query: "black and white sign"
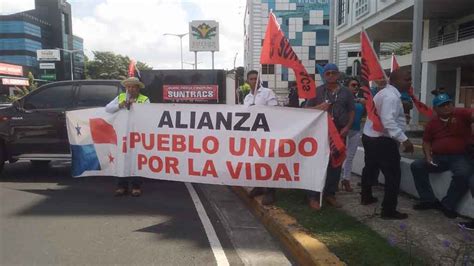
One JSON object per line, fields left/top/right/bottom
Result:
{"left": 39, "top": 63, "right": 56, "bottom": 69}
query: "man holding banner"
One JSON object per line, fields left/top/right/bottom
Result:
{"left": 106, "top": 77, "right": 150, "bottom": 197}
{"left": 305, "top": 64, "right": 355, "bottom": 210}
{"left": 244, "top": 70, "right": 279, "bottom": 205}
{"left": 243, "top": 70, "right": 278, "bottom": 107}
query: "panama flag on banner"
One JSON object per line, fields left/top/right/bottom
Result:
{"left": 67, "top": 109, "right": 122, "bottom": 177}
{"left": 391, "top": 53, "right": 433, "bottom": 118}
{"left": 260, "top": 11, "right": 316, "bottom": 99}
{"left": 360, "top": 29, "right": 385, "bottom": 132}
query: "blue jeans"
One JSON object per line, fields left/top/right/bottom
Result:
{"left": 410, "top": 154, "right": 473, "bottom": 211}
{"left": 307, "top": 163, "right": 342, "bottom": 200}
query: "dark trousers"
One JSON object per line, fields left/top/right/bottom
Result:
{"left": 411, "top": 154, "right": 473, "bottom": 211}
{"left": 307, "top": 163, "right": 342, "bottom": 200}
{"left": 361, "top": 135, "right": 401, "bottom": 213}
{"left": 117, "top": 177, "right": 142, "bottom": 189}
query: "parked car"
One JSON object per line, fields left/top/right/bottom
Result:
{"left": 0, "top": 80, "right": 122, "bottom": 173}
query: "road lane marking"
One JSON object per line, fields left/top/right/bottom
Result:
{"left": 185, "top": 183, "right": 230, "bottom": 266}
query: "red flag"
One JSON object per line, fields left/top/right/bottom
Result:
{"left": 327, "top": 116, "right": 346, "bottom": 167}
{"left": 128, "top": 59, "right": 136, "bottom": 77}
{"left": 391, "top": 53, "right": 399, "bottom": 73}
{"left": 360, "top": 30, "right": 384, "bottom": 132}
{"left": 360, "top": 30, "right": 387, "bottom": 81}
{"left": 391, "top": 54, "right": 433, "bottom": 118}
{"left": 260, "top": 12, "right": 316, "bottom": 99}
{"left": 408, "top": 87, "right": 434, "bottom": 118}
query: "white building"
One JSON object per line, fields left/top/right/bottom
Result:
{"left": 334, "top": 0, "right": 473, "bottom": 112}
{"left": 244, "top": 0, "right": 331, "bottom": 104}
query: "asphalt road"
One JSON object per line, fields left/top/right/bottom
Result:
{"left": 0, "top": 161, "right": 292, "bottom": 266}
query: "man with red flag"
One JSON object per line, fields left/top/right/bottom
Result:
{"left": 304, "top": 64, "right": 355, "bottom": 210}
{"left": 361, "top": 69, "right": 414, "bottom": 219}
{"left": 391, "top": 53, "right": 433, "bottom": 119}
{"left": 245, "top": 70, "right": 279, "bottom": 205}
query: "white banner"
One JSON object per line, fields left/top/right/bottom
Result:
{"left": 189, "top": 20, "right": 219, "bottom": 51}
{"left": 66, "top": 104, "right": 329, "bottom": 191}
{"left": 37, "top": 49, "right": 60, "bottom": 61}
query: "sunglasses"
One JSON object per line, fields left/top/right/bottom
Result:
{"left": 349, "top": 83, "right": 359, "bottom": 87}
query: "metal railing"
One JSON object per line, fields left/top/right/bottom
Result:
{"left": 429, "top": 24, "right": 474, "bottom": 48}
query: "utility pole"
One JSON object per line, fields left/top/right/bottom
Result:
{"left": 163, "top": 33, "right": 188, "bottom": 69}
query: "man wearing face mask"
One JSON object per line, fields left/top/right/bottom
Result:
{"left": 410, "top": 93, "right": 473, "bottom": 219}
{"left": 106, "top": 77, "right": 150, "bottom": 197}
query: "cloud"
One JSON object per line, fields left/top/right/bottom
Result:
{"left": 72, "top": 0, "right": 245, "bottom": 70}
{"left": 0, "top": 0, "right": 34, "bottom": 15}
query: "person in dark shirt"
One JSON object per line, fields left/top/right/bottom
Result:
{"left": 411, "top": 93, "right": 474, "bottom": 218}
{"left": 305, "top": 64, "right": 355, "bottom": 210}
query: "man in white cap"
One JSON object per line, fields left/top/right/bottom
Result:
{"left": 106, "top": 77, "right": 149, "bottom": 197}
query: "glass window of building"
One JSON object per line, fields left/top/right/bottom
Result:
{"left": 262, "top": 64, "right": 275, "bottom": 74}
{"left": 355, "top": 0, "right": 369, "bottom": 19}
{"left": 337, "top": 0, "right": 347, "bottom": 26}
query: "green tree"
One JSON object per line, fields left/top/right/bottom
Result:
{"left": 27, "top": 72, "right": 37, "bottom": 91}
{"left": 7, "top": 72, "right": 37, "bottom": 102}
{"left": 85, "top": 51, "right": 152, "bottom": 79}
{"left": 393, "top": 43, "right": 413, "bottom": 56}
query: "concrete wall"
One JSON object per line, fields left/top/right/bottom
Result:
{"left": 352, "top": 147, "right": 474, "bottom": 218}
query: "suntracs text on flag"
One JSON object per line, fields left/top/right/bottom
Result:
{"left": 260, "top": 12, "right": 316, "bottom": 99}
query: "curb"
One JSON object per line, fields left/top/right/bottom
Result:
{"left": 231, "top": 187, "right": 344, "bottom": 266}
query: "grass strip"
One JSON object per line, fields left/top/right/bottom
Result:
{"left": 275, "top": 189, "right": 425, "bottom": 266}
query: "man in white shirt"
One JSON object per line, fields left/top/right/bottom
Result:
{"left": 243, "top": 70, "right": 278, "bottom": 107}
{"left": 360, "top": 69, "right": 414, "bottom": 220}
{"left": 244, "top": 70, "right": 278, "bottom": 205}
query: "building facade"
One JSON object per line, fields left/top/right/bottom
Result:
{"left": 0, "top": 0, "right": 84, "bottom": 81}
{"left": 334, "top": 0, "right": 473, "bottom": 111}
{"left": 244, "top": 0, "right": 330, "bottom": 104}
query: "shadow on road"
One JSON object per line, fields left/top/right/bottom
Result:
{"left": 0, "top": 161, "right": 211, "bottom": 248}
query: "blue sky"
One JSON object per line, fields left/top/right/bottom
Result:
{"left": 1, "top": 0, "right": 245, "bottom": 69}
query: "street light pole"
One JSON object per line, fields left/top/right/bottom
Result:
{"left": 163, "top": 33, "right": 188, "bottom": 70}
{"left": 233, "top": 52, "right": 238, "bottom": 70}
{"left": 56, "top": 48, "right": 82, "bottom": 80}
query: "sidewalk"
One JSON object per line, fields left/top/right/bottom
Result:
{"left": 234, "top": 176, "right": 474, "bottom": 265}
{"left": 337, "top": 176, "right": 473, "bottom": 265}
